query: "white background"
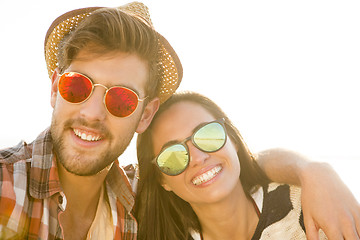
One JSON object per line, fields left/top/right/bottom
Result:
{"left": 0, "top": 1, "right": 359, "bottom": 200}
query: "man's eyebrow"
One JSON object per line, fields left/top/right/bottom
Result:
{"left": 121, "top": 84, "right": 141, "bottom": 96}
{"left": 112, "top": 83, "right": 141, "bottom": 96}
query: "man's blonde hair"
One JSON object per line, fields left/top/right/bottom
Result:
{"left": 58, "top": 8, "right": 160, "bottom": 100}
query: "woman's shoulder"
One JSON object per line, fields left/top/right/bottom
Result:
{"left": 251, "top": 183, "right": 301, "bottom": 213}
{"left": 252, "top": 183, "right": 305, "bottom": 239}
{"left": 264, "top": 183, "right": 302, "bottom": 210}
{"left": 252, "top": 183, "right": 326, "bottom": 240}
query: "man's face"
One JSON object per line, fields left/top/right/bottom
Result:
{"left": 50, "top": 50, "right": 158, "bottom": 176}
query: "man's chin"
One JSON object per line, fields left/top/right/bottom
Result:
{"left": 60, "top": 161, "right": 109, "bottom": 176}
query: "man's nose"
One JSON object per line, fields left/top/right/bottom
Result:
{"left": 79, "top": 86, "right": 107, "bottom": 121}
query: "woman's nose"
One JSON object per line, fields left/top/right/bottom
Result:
{"left": 187, "top": 142, "right": 209, "bottom": 168}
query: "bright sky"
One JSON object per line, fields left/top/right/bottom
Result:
{"left": 0, "top": 1, "right": 359, "bottom": 200}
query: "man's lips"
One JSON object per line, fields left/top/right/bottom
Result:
{"left": 191, "top": 165, "right": 222, "bottom": 186}
{"left": 73, "top": 128, "right": 103, "bottom": 142}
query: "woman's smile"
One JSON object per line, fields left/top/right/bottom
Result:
{"left": 191, "top": 165, "right": 223, "bottom": 186}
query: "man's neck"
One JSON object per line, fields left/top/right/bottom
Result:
{"left": 57, "top": 161, "right": 109, "bottom": 209}
{"left": 57, "top": 161, "right": 110, "bottom": 240}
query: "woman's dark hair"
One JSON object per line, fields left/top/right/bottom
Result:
{"left": 135, "top": 92, "right": 270, "bottom": 240}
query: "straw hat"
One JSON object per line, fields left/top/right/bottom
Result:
{"left": 44, "top": 2, "right": 183, "bottom": 104}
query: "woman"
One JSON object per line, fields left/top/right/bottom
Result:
{"left": 134, "top": 92, "right": 350, "bottom": 239}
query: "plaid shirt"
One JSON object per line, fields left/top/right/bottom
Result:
{"left": 0, "top": 129, "right": 137, "bottom": 239}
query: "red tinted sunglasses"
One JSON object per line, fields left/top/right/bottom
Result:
{"left": 58, "top": 72, "right": 147, "bottom": 118}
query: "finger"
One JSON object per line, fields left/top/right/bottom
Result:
{"left": 311, "top": 218, "right": 343, "bottom": 240}
{"left": 341, "top": 225, "right": 359, "bottom": 240}
{"left": 340, "top": 210, "right": 360, "bottom": 240}
{"left": 304, "top": 217, "right": 320, "bottom": 240}
{"left": 355, "top": 208, "right": 360, "bottom": 238}
{"left": 323, "top": 228, "right": 344, "bottom": 240}
{"left": 325, "top": 228, "right": 349, "bottom": 240}
{"left": 344, "top": 211, "right": 360, "bottom": 240}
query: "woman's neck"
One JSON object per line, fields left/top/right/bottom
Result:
{"left": 191, "top": 182, "right": 259, "bottom": 240}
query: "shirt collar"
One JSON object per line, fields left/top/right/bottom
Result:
{"left": 106, "top": 161, "right": 135, "bottom": 214}
{"left": 29, "top": 128, "right": 62, "bottom": 199}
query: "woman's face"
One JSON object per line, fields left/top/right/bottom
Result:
{"left": 151, "top": 101, "right": 242, "bottom": 206}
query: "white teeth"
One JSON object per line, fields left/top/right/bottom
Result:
{"left": 192, "top": 166, "right": 222, "bottom": 186}
{"left": 73, "top": 129, "right": 102, "bottom": 142}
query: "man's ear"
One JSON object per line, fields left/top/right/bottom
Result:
{"left": 50, "top": 68, "right": 60, "bottom": 108}
{"left": 136, "top": 97, "right": 160, "bottom": 134}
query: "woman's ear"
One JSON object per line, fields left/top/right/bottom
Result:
{"left": 136, "top": 97, "right": 160, "bottom": 134}
{"left": 50, "top": 68, "right": 60, "bottom": 108}
{"left": 161, "top": 182, "right": 173, "bottom": 192}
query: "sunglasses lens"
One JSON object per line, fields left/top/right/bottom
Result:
{"left": 105, "top": 87, "right": 139, "bottom": 117}
{"left": 193, "top": 122, "right": 226, "bottom": 152}
{"left": 157, "top": 144, "right": 189, "bottom": 176}
{"left": 59, "top": 73, "right": 92, "bottom": 103}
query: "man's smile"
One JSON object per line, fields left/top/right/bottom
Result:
{"left": 73, "top": 128, "right": 103, "bottom": 142}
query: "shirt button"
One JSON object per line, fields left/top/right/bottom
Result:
{"left": 58, "top": 195, "right": 63, "bottom": 204}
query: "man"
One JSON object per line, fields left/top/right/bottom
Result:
{"left": 0, "top": 2, "right": 181, "bottom": 239}
{"left": 0, "top": 2, "right": 359, "bottom": 240}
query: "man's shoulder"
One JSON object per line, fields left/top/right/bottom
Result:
{"left": 0, "top": 129, "right": 51, "bottom": 166}
{"left": 0, "top": 141, "right": 34, "bottom": 164}
{"left": 0, "top": 142, "right": 34, "bottom": 239}
{"left": 0, "top": 141, "right": 34, "bottom": 189}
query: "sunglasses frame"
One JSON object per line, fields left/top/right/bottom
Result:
{"left": 58, "top": 72, "right": 147, "bottom": 118}
{"left": 154, "top": 118, "right": 227, "bottom": 176}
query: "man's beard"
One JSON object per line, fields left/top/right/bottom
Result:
{"left": 50, "top": 116, "right": 135, "bottom": 176}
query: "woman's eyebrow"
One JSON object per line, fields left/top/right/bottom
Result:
{"left": 159, "top": 140, "right": 183, "bottom": 151}
{"left": 159, "top": 121, "right": 210, "bottom": 150}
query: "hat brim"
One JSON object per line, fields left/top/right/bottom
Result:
{"left": 44, "top": 2, "right": 182, "bottom": 104}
